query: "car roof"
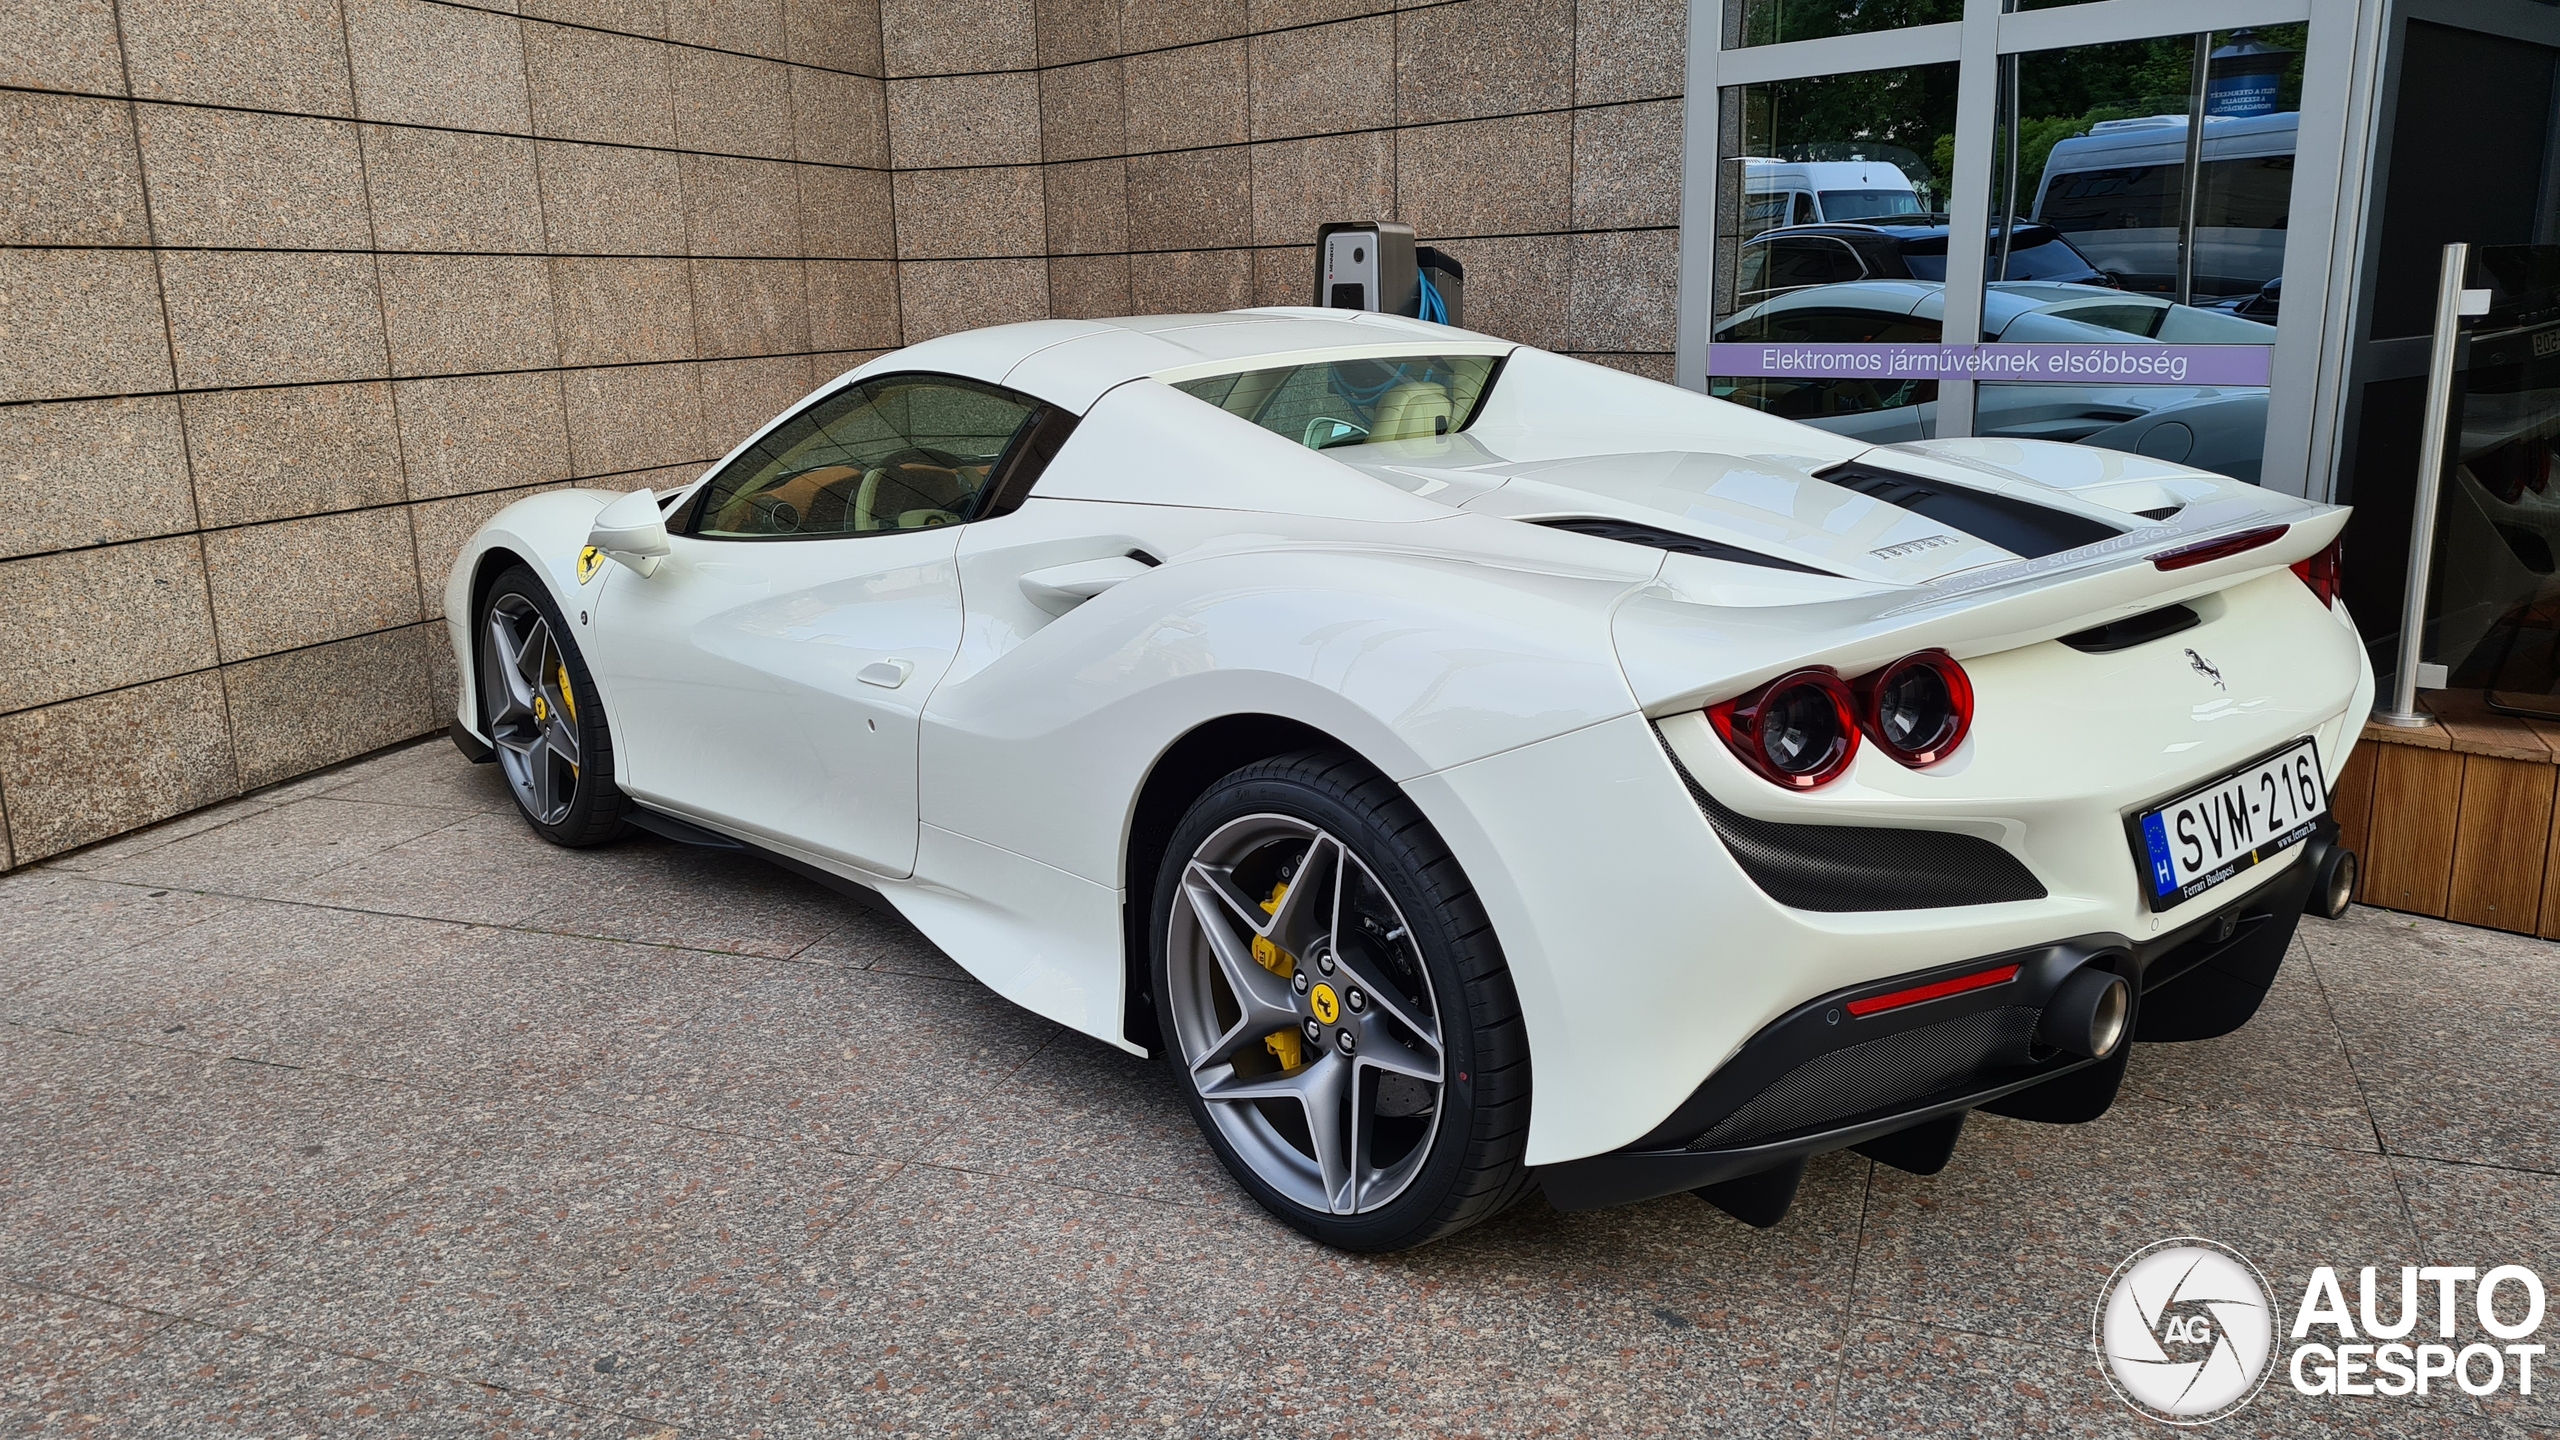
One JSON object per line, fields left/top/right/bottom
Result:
{"left": 1716, "top": 278, "right": 2131, "bottom": 331}
{"left": 1746, "top": 219, "right": 2062, "bottom": 246}
{"left": 853, "top": 309, "right": 1518, "bottom": 413}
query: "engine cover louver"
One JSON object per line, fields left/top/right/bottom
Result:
{"left": 1818, "top": 461, "right": 2124, "bottom": 560}
{"left": 1658, "top": 729, "right": 2049, "bottom": 911}
{"left": 1532, "top": 517, "right": 1837, "bottom": 575}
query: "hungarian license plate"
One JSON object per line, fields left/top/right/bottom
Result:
{"left": 2130, "top": 738, "right": 2327, "bottom": 911}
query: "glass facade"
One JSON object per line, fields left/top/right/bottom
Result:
{"left": 1708, "top": 63, "right": 1961, "bottom": 440}
{"left": 1695, "top": 7, "right": 2333, "bottom": 488}
{"left": 1971, "top": 27, "right": 2306, "bottom": 483}
{"left": 1725, "top": 0, "right": 1959, "bottom": 50}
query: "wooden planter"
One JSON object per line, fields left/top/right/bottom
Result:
{"left": 2332, "top": 690, "right": 2560, "bottom": 935}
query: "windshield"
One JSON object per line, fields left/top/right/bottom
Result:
{"left": 1818, "top": 188, "right": 1924, "bottom": 220}
{"left": 1172, "top": 354, "right": 1502, "bottom": 451}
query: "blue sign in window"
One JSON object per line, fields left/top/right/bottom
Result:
{"left": 2207, "top": 72, "right": 2282, "bottom": 118}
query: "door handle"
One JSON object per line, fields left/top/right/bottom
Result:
{"left": 857, "top": 659, "right": 913, "bottom": 689}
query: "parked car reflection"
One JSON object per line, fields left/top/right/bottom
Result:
{"left": 1712, "top": 279, "right": 2277, "bottom": 480}
{"left": 1733, "top": 219, "right": 2113, "bottom": 308}
{"left": 2032, "top": 111, "right": 2297, "bottom": 300}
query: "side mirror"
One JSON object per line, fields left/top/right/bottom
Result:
{"left": 587, "top": 488, "right": 671, "bottom": 577}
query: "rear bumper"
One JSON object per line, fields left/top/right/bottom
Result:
{"left": 1538, "top": 822, "right": 2325, "bottom": 1212}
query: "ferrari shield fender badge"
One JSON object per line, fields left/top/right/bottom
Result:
{"left": 577, "top": 546, "right": 604, "bottom": 584}
{"left": 2184, "top": 648, "right": 2226, "bottom": 690}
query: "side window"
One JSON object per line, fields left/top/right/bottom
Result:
{"left": 687, "top": 375, "right": 1042, "bottom": 540}
{"left": 1764, "top": 237, "right": 1864, "bottom": 291}
{"left": 1792, "top": 191, "right": 1820, "bottom": 225}
{"left": 1172, "top": 354, "right": 1501, "bottom": 452}
{"left": 1735, "top": 244, "right": 1771, "bottom": 298}
{"left": 2037, "top": 165, "right": 2180, "bottom": 232}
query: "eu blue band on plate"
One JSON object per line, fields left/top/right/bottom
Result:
{"left": 2141, "top": 813, "right": 2177, "bottom": 895}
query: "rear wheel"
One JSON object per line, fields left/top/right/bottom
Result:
{"left": 1152, "top": 749, "right": 1533, "bottom": 1251}
{"left": 479, "top": 565, "right": 627, "bottom": 846}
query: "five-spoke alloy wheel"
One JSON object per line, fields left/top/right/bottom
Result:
{"left": 478, "top": 566, "right": 627, "bottom": 846}
{"left": 1153, "top": 750, "right": 1532, "bottom": 1251}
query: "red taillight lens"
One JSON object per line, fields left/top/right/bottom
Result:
{"left": 1860, "top": 649, "right": 1974, "bottom": 766}
{"left": 2150, "top": 525, "right": 2288, "bottom": 571}
{"left": 1708, "top": 668, "right": 1859, "bottom": 789}
{"left": 2291, "top": 536, "right": 2343, "bottom": 608}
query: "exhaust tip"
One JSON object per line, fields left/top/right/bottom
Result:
{"left": 2040, "top": 967, "right": 2131, "bottom": 1059}
{"left": 2313, "top": 845, "right": 2359, "bottom": 921}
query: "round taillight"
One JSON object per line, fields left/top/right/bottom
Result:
{"left": 1864, "top": 650, "right": 1973, "bottom": 767}
{"left": 1708, "top": 669, "right": 1859, "bottom": 788}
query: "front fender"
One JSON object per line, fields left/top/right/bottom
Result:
{"left": 440, "top": 488, "right": 623, "bottom": 737}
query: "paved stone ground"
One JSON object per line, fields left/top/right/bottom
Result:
{"left": 3, "top": 739, "right": 2557, "bottom": 1437}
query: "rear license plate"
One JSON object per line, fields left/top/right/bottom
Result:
{"left": 2129, "top": 738, "right": 2326, "bottom": 911}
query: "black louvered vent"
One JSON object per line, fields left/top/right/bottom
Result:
{"left": 2059, "top": 603, "right": 2200, "bottom": 654}
{"left": 1819, "top": 461, "right": 2123, "bottom": 559}
{"left": 1689, "top": 1005, "right": 2043, "bottom": 1150}
{"left": 1660, "top": 731, "right": 2048, "bottom": 911}
{"left": 1531, "top": 517, "right": 1836, "bottom": 575}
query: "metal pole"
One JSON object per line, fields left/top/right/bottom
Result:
{"left": 2374, "top": 241, "right": 2472, "bottom": 728}
{"left": 2177, "top": 33, "right": 2208, "bottom": 309}
{"left": 1996, "top": 53, "right": 2019, "bottom": 282}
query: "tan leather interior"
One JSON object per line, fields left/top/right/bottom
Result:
{"left": 1367, "top": 382, "right": 1454, "bottom": 442}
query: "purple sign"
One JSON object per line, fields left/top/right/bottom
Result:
{"left": 1706, "top": 342, "right": 2273, "bottom": 388}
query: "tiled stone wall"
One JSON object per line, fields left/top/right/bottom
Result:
{"left": 1, "top": 0, "right": 1687, "bottom": 868}
{"left": 0, "top": 0, "right": 896, "bottom": 868}
{"left": 878, "top": 0, "right": 1685, "bottom": 372}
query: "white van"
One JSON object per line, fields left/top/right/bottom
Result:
{"left": 1740, "top": 159, "right": 1925, "bottom": 236}
{"left": 2030, "top": 112, "right": 2297, "bottom": 300}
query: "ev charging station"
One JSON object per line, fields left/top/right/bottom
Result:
{"left": 1315, "top": 221, "right": 1467, "bottom": 328}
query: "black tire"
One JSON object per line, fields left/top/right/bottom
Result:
{"left": 1150, "top": 748, "right": 1534, "bottom": 1251}
{"left": 477, "top": 564, "right": 629, "bottom": 847}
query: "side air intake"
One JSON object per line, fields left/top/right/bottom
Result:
{"left": 1658, "top": 729, "right": 2048, "bottom": 911}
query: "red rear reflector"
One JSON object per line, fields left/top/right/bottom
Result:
{"left": 1844, "top": 962, "right": 2021, "bottom": 1018}
{"left": 2150, "top": 525, "right": 2288, "bottom": 572}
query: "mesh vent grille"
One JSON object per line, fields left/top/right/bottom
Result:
{"left": 1660, "top": 735, "right": 2049, "bottom": 911}
{"left": 1691, "top": 1005, "right": 2043, "bottom": 1150}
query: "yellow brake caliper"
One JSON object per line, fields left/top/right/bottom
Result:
{"left": 1256, "top": 881, "right": 1303, "bottom": 1070}
{"left": 555, "top": 663, "right": 580, "bottom": 775}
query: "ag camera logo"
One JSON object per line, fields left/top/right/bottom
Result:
{"left": 2094, "top": 1238, "right": 2278, "bottom": 1424}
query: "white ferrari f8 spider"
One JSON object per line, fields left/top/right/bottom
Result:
{"left": 444, "top": 309, "right": 2372, "bottom": 1250}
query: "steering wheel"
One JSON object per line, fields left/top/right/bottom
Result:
{"left": 722, "top": 463, "right": 861, "bottom": 534}
{"left": 856, "top": 446, "right": 980, "bottom": 533}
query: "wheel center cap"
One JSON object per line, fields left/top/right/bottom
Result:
{"left": 1308, "top": 982, "right": 1340, "bottom": 1026}
{"left": 533, "top": 695, "right": 549, "bottom": 723}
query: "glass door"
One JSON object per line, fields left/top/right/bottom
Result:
{"left": 1970, "top": 25, "right": 2305, "bottom": 484}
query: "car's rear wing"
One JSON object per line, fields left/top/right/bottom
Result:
{"left": 1614, "top": 490, "right": 2348, "bottom": 716}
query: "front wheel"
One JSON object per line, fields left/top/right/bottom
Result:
{"left": 1152, "top": 750, "right": 1533, "bottom": 1251}
{"left": 478, "top": 565, "right": 628, "bottom": 846}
